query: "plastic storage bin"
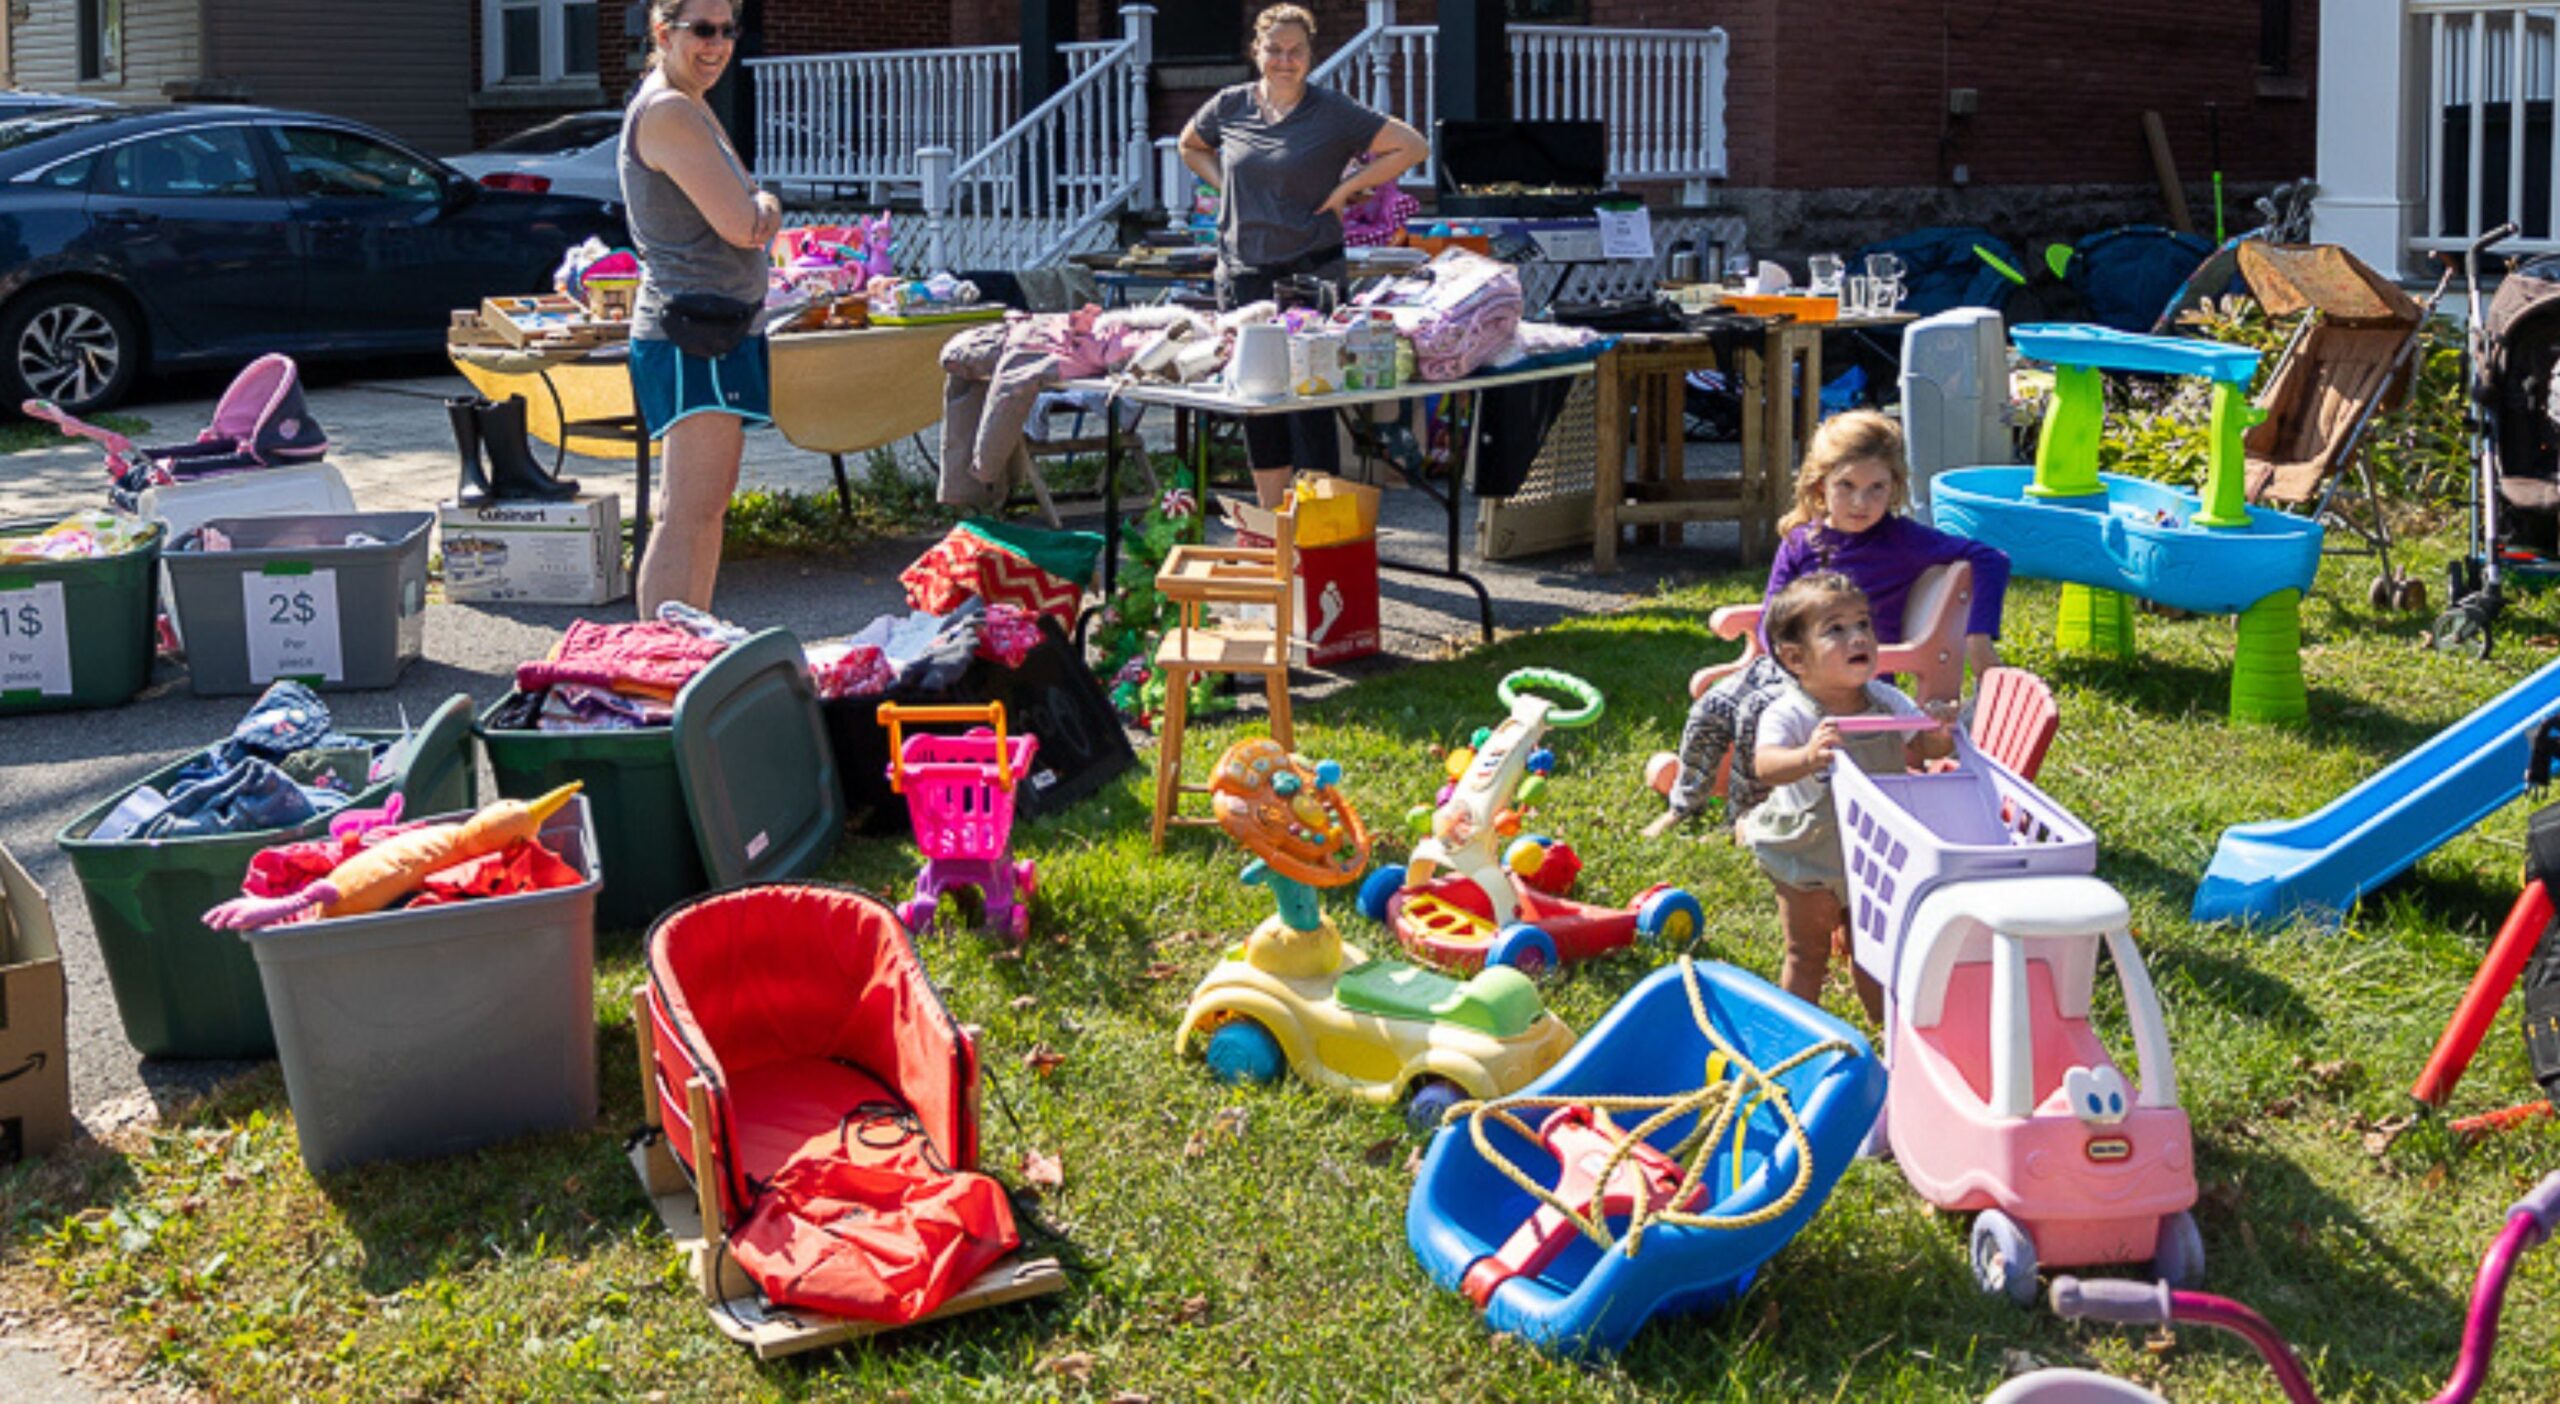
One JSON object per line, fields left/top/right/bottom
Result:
{"left": 163, "top": 511, "right": 432, "bottom": 697}
{"left": 477, "top": 703, "right": 706, "bottom": 932}
{"left": 0, "top": 518, "right": 162, "bottom": 715}
{"left": 53, "top": 695, "right": 477, "bottom": 1059}
{"left": 244, "top": 795, "right": 601, "bottom": 1173}
{"left": 1831, "top": 731, "right": 2095, "bottom": 996}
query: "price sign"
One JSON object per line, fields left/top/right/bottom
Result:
{"left": 0, "top": 578, "right": 73, "bottom": 698}
{"left": 1596, "top": 202, "right": 1654, "bottom": 261}
{"left": 240, "top": 564, "right": 343, "bottom": 684}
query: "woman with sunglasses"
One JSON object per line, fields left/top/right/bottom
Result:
{"left": 619, "top": 0, "right": 779, "bottom": 613}
{"left": 1180, "top": 4, "right": 1426, "bottom": 507}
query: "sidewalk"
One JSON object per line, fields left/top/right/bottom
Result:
{"left": 0, "top": 366, "right": 1738, "bottom": 1134}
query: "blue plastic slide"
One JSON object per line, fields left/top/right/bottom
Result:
{"left": 2193, "top": 656, "right": 2560, "bottom": 926}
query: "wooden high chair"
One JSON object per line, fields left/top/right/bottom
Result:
{"left": 1151, "top": 495, "right": 1298, "bottom": 849}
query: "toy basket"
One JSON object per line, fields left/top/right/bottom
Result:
{"left": 894, "top": 730, "right": 1037, "bottom": 862}
{"left": 1832, "top": 731, "right": 2095, "bottom": 992}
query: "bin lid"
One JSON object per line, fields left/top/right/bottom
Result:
{"left": 671, "top": 628, "right": 843, "bottom": 888}
{"left": 383, "top": 693, "right": 477, "bottom": 814}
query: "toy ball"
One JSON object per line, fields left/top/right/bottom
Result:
{"left": 1504, "top": 835, "right": 1552, "bottom": 877}
{"left": 1493, "top": 809, "right": 1523, "bottom": 838}
{"left": 1315, "top": 759, "right": 1343, "bottom": 790}
{"left": 1526, "top": 748, "right": 1556, "bottom": 776}
{"left": 1644, "top": 752, "right": 1681, "bottom": 797}
{"left": 1404, "top": 803, "right": 1436, "bottom": 836}
{"left": 1445, "top": 747, "right": 1475, "bottom": 780}
{"left": 1527, "top": 840, "right": 1582, "bottom": 896}
{"left": 1518, "top": 775, "right": 1548, "bottom": 806}
{"left": 1435, "top": 781, "right": 1457, "bottom": 806}
{"left": 1471, "top": 726, "right": 1494, "bottom": 749}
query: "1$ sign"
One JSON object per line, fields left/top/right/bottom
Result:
{"left": 0, "top": 579, "right": 73, "bottom": 697}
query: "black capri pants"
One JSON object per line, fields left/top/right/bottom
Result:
{"left": 1216, "top": 250, "right": 1346, "bottom": 475}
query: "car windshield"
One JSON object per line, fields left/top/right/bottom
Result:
{"left": 482, "top": 115, "right": 618, "bottom": 156}
{"left": 0, "top": 109, "right": 120, "bottom": 152}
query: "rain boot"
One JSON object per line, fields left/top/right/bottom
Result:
{"left": 476, "top": 394, "right": 581, "bottom": 501}
{"left": 447, "top": 396, "right": 494, "bottom": 507}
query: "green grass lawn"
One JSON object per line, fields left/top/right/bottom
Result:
{"left": 8, "top": 531, "right": 2560, "bottom": 1401}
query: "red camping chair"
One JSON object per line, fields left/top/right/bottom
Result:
{"left": 638, "top": 883, "right": 1047, "bottom": 1335}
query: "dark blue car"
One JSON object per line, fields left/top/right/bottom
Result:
{"left": 0, "top": 105, "right": 628, "bottom": 412}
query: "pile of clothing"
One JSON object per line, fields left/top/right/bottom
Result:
{"left": 486, "top": 604, "right": 743, "bottom": 734}
{"left": 1347, "top": 248, "right": 1525, "bottom": 382}
{"left": 938, "top": 304, "right": 1206, "bottom": 509}
{"left": 89, "top": 682, "right": 392, "bottom": 841}
{"left": 806, "top": 600, "right": 1047, "bottom": 703}
{"left": 1, "top": 510, "right": 154, "bottom": 561}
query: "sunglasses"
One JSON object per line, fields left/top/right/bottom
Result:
{"left": 673, "top": 20, "right": 738, "bottom": 41}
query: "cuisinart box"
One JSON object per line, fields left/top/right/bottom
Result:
{"left": 438, "top": 495, "right": 627, "bottom": 605}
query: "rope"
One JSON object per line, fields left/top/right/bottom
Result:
{"left": 1445, "top": 957, "right": 1860, "bottom": 1262}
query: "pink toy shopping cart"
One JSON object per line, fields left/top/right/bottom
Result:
{"left": 879, "top": 701, "right": 1040, "bottom": 940}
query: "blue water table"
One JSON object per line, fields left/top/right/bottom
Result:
{"left": 1931, "top": 324, "right": 2324, "bottom": 723}
{"left": 1405, "top": 958, "right": 1884, "bottom": 1356}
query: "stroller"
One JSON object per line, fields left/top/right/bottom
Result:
{"left": 24, "top": 353, "right": 329, "bottom": 510}
{"left": 2435, "top": 222, "right": 2560, "bottom": 658}
{"left": 2233, "top": 240, "right": 2449, "bottom": 612}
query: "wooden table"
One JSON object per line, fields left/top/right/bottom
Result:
{"left": 1591, "top": 311, "right": 1915, "bottom": 571}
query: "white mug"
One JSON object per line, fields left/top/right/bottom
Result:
{"left": 1227, "top": 323, "right": 1293, "bottom": 401}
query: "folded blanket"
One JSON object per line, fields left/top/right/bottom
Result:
{"left": 516, "top": 619, "right": 729, "bottom": 700}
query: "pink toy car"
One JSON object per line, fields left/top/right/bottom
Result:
{"left": 1832, "top": 733, "right": 2200, "bottom": 1304}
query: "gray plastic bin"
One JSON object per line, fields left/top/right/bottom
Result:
{"left": 165, "top": 512, "right": 432, "bottom": 697}
{"left": 240, "top": 795, "right": 601, "bottom": 1173}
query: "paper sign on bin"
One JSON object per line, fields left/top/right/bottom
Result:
{"left": 241, "top": 564, "right": 343, "bottom": 684}
{"left": 0, "top": 579, "right": 72, "bottom": 698}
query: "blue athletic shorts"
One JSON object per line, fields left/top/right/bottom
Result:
{"left": 628, "top": 334, "right": 773, "bottom": 439}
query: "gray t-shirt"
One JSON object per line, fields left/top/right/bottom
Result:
{"left": 619, "top": 81, "right": 771, "bottom": 343}
{"left": 1191, "top": 82, "right": 1387, "bottom": 272}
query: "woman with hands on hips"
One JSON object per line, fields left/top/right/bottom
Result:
{"left": 1179, "top": 3, "right": 1427, "bottom": 508}
{"left": 621, "top": 0, "right": 782, "bottom": 614}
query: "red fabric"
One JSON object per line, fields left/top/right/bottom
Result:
{"left": 900, "top": 529, "right": 990, "bottom": 615}
{"left": 900, "top": 529, "right": 1083, "bottom": 630}
{"left": 239, "top": 826, "right": 578, "bottom": 911}
{"left": 729, "top": 1133, "right": 1019, "bottom": 1324}
{"left": 973, "top": 550, "right": 1079, "bottom": 630}
{"left": 647, "top": 885, "right": 977, "bottom": 1227}
{"left": 516, "top": 619, "right": 729, "bottom": 700}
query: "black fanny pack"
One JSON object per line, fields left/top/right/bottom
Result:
{"left": 660, "top": 291, "right": 759, "bottom": 359}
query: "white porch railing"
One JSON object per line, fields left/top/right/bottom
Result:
{"left": 2411, "top": 1, "right": 2560, "bottom": 255}
{"left": 915, "top": 6, "right": 1154, "bottom": 274}
{"left": 747, "top": 39, "right": 1120, "bottom": 200}
{"left": 1311, "top": 0, "right": 1726, "bottom": 202}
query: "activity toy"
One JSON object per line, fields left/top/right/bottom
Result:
{"left": 878, "top": 702, "right": 1038, "bottom": 939}
{"left": 1406, "top": 958, "right": 1884, "bottom": 1355}
{"left": 1364, "top": 669, "right": 1705, "bottom": 975}
{"left": 202, "top": 784, "right": 582, "bottom": 929}
{"left": 1177, "top": 739, "right": 1575, "bottom": 1130}
{"left": 1931, "top": 324, "right": 2323, "bottom": 723}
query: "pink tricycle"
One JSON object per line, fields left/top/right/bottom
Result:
{"left": 1833, "top": 734, "right": 2200, "bottom": 1305}
{"left": 878, "top": 701, "right": 1038, "bottom": 940}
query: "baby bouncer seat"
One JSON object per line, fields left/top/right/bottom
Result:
{"left": 633, "top": 882, "right": 1064, "bottom": 1355}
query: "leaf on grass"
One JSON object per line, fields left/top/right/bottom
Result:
{"left": 1362, "top": 1135, "right": 1401, "bottom": 1167}
{"left": 1011, "top": 994, "right": 1039, "bottom": 1012}
{"left": 1024, "top": 1043, "right": 1068, "bottom": 1077}
{"left": 1160, "top": 928, "right": 1211, "bottom": 946}
{"left": 1044, "top": 1352, "right": 1095, "bottom": 1382}
{"left": 2361, "top": 1113, "right": 2415, "bottom": 1156}
{"left": 2142, "top": 1327, "right": 2178, "bottom": 1355}
{"left": 1109, "top": 1394, "right": 1154, "bottom": 1404}
{"left": 2306, "top": 1058, "right": 2359, "bottom": 1089}
{"left": 1143, "top": 961, "right": 1186, "bottom": 982}
{"left": 1021, "top": 1150, "right": 1064, "bottom": 1190}
{"left": 1999, "top": 1348, "right": 2049, "bottom": 1376}
{"left": 1172, "top": 1295, "right": 1211, "bottom": 1326}
{"left": 1404, "top": 1145, "right": 1425, "bottom": 1177}
{"left": 1185, "top": 1106, "right": 1248, "bottom": 1158}
{"left": 2263, "top": 1094, "right": 2301, "bottom": 1120}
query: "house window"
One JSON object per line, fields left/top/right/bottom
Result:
{"left": 77, "top": 0, "right": 122, "bottom": 83}
{"left": 483, "top": 0, "right": 600, "bottom": 86}
{"left": 2260, "top": 0, "right": 2293, "bottom": 76}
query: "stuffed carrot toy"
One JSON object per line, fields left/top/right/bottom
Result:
{"left": 204, "top": 783, "right": 582, "bottom": 930}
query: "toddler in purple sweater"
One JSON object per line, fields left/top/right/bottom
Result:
{"left": 1649, "top": 410, "right": 2010, "bottom": 833}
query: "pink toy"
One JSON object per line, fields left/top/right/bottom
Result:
{"left": 879, "top": 701, "right": 1039, "bottom": 940}
{"left": 1832, "top": 734, "right": 2200, "bottom": 1305}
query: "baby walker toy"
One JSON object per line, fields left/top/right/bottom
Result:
{"left": 878, "top": 702, "right": 1038, "bottom": 939}
{"left": 1831, "top": 732, "right": 2202, "bottom": 1305}
{"left": 1406, "top": 957, "right": 1885, "bottom": 1356}
{"left": 1361, "top": 668, "right": 1705, "bottom": 976}
{"left": 1991, "top": 1171, "right": 2560, "bottom": 1403}
{"left": 1177, "top": 738, "right": 1577, "bottom": 1131}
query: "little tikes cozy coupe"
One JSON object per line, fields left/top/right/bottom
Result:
{"left": 632, "top": 883, "right": 1063, "bottom": 1355}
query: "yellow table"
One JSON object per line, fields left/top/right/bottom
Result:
{"left": 450, "top": 321, "right": 971, "bottom": 554}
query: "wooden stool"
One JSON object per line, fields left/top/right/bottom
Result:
{"left": 1150, "top": 497, "right": 1298, "bottom": 849}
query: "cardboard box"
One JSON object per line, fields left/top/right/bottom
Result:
{"left": 438, "top": 495, "right": 628, "bottom": 606}
{"left": 1224, "top": 476, "right": 1383, "bottom": 666}
{"left": 0, "top": 841, "right": 72, "bottom": 1165}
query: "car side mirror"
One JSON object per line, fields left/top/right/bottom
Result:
{"left": 441, "top": 172, "right": 481, "bottom": 207}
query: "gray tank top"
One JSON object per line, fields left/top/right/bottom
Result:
{"left": 618, "top": 79, "right": 770, "bottom": 342}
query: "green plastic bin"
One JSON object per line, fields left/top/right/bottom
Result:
{"left": 0, "top": 519, "right": 162, "bottom": 715}
{"left": 54, "top": 694, "right": 478, "bottom": 1059}
{"left": 477, "top": 698, "right": 706, "bottom": 932}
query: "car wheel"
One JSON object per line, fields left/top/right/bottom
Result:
{"left": 1203, "top": 1019, "right": 1285, "bottom": 1086}
{"left": 1405, "top": 1077, "right": 1465, "bottom": 1134}
{"left": 1970, "top": 1210, "right": 2040, "bottom": 1307}
{"left": 1487, "top": 923, "right": 1559, "bottom": 980}
{"left": 2151, "top": 1210, "right": 2206, "bottom": 1289}
{"left": 1357, "top": 864, "right": 1407, "bottom": 924}
{"left": 1636, "top": 887, "right": 1706, "bottom": 948}
{"left": 2, "top": 283, "right": 140, "bottom": 415}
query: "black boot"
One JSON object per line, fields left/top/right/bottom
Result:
{"left": 477, "top": 395, "right": 581, "bottom": 501}
{"left": 447, "top": 396, "right": 493, "bottom": 507}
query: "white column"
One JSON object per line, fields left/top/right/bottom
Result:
{"left": 2311, "top": 0, "right": 2422, "bottom": 276}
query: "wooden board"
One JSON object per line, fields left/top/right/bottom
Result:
{"left": 483, "top": 293, "right": 596, "bottom": 348}
{"left": 624, "top": 1134, "right": 1066, "bottom": 1360}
